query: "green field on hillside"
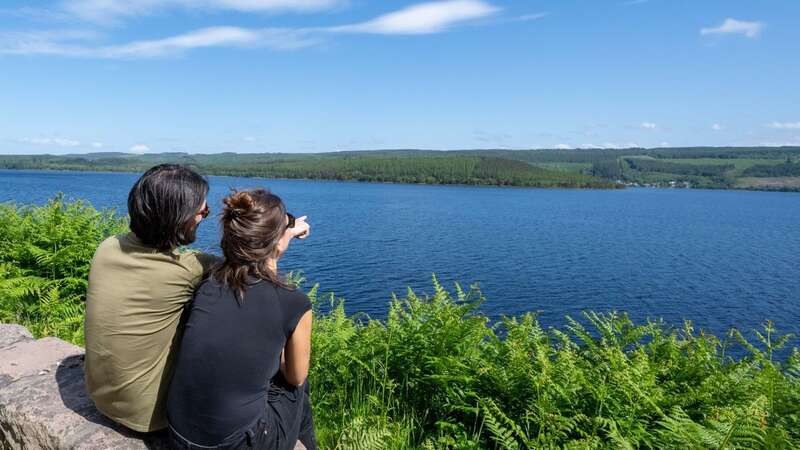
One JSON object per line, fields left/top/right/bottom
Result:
{"left": 2, "top": 146, "right": 800, "bottom": 191}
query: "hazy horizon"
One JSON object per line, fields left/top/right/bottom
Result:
{"left": 5, "top": 144, "right": 800, "bottom": 158}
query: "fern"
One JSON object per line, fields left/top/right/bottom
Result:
{"left": 336, "top": 417, "right": 392, "bottom": 450}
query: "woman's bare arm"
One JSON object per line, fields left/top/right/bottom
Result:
{"left": 281, "top": 310, "right": 313, "bottom": 387}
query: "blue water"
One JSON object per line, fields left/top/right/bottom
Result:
{"left": 2, "top": 169, "right": 799, "bottom": 346}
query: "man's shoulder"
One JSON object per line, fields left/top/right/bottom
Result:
{"left": 176, "top": 249, "right": 220, "bottom": 276}
{"left": 91, "top": 233, "right": 126, "bottom": 260}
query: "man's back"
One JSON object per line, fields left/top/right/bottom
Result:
{"left": 84, "top": 232, "right": 216, "bottom": 432}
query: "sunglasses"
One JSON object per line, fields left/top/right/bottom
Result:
{"left": 199, "top": 203, "right": 210, "bottom": 219}
{"left": 287, "top": 212, "right": 296, "bottom": 228}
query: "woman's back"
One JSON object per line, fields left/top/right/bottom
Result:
{"left": 166, "top": 277, "right": 311, "bottom": 445}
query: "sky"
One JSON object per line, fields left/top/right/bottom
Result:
{"left": 0, "top": 0, "right": 799, "bottom": 155}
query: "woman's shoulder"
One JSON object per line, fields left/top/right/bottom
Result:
{"left": 274, "top": 284, "right": 309, "bottom": 303}
{"left": 272, "top": 285, "right": 311, "bottom": 335}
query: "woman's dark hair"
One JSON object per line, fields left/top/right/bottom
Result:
{"left": 127, "top": 164, "right": 209, "bottom": 251}
{"left": 213, "top": 188, "right": 292, "bottom": 299}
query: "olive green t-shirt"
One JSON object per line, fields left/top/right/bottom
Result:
{"left": 84, "top": 232, "right": 217, "bottom": 432}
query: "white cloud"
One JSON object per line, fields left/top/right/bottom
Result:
{"left": 63, "top": 0, "right": 346, "bottom": 24}
{"left": 105, "top": 26, "right": 318, "bottom": 57}
{"left": 701, "top": 18, "right": 763, "bottom": 39}
{"left": 129, "top": 144, "right": 150, "bottom": 153}
{"left": 640, "top": 122, "right": 657, "bottom": 130}
{"left": 659, "top": 141, "right": 670, "bottom": 147}
{"left": 0, "top": 26, "right": 319, "bottom": 57}
{"left": 332, "top": 0, "right": 500, "bottom": 35}
{"left": 767, "top": 122, "right": 800, "bottom": 130}
{"left": 622, "top": 0, "right": 648, "bottom": 5}
{"left": 19, "top": 137, "right": 81, "bottom": 147}
{"left": 243, "top": 136, "right": 256, "bottom": 142}
{"left": 0, "top": 1, "right": 502, "bottom": 58}
{"left": 90, "top": 141, "right": 104, "bottom": 148}
{"left": 712, "top": 123, "right": 723, "bottom": 131}
{"left": 555, "top": 144, "right": 571, "bottom": 150}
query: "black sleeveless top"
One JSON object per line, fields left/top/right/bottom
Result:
{"left": 166, "top": 277, "right": 312, "bottom": 445}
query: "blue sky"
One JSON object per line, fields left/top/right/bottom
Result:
{"left": 1, "top": 0, "right": 798, "bottom": 154}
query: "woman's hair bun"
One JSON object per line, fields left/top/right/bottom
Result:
{"left": 223, "top": 190, "right": 254, "bottom": 219}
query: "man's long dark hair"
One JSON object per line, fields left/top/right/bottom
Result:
{"left": 127, "top": 164, "right": 208, "bottom": 251}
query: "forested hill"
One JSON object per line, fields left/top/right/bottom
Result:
{"left": 2, "top": 146, "right": 800, "bottom": 190}
{"left": 0, "top": 152, "right": 617, "bottom": 189}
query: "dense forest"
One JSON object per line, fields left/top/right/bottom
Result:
{"left": 2, "top": 146, "right": 800, "bottom": 191}
{"left": 742, "top": 160, "right": 800, "bottom": 177}
{"left": 0, "top": 153, "right": 617, "bottom": 188}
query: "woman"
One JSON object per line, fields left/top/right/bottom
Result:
{"left": 166, "top": 188, "right": 316, "bottom": 450}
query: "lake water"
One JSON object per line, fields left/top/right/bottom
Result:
{"left": 2, "top": 169, "right": 799, "bottom": 346}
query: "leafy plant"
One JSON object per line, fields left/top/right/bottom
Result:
{"left": 0, "top": 195, "right": 127, "bottom": 343}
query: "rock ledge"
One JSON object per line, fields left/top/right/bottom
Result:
{"left": 0, "top": 324, "right": 304, "bottom": 449}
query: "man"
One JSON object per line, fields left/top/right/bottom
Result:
{"left": 84, "top": 164, "right": 217, "bottom": 432}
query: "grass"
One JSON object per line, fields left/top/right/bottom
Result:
{"left": 736, "top": 177, "right": 800, "bottom": 191}
{"left": 529, "top": 162, "right": 593, "bottom": 173}
{"left": 1, "top": 197, "right": 799, "bottom": 449}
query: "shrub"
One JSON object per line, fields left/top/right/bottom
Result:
{"left": 0, "top": 195, "right": 127, "bottom": 343}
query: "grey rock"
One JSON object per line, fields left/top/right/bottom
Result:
{"left": 0, "top": 324, "right": 33, "bottom": 350}
{"left": 0, "top": 324, "right": 307, "bottom": 450}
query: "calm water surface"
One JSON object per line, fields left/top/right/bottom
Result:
{"left": 2, "top": 169, "right": 799, "bottom": 344}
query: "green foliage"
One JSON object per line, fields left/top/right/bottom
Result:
{"left": 0, "top": 195, "right": 127, "bottom": 343}
{"left": 742, "top": 161, "right": 800, "bottom": 177}
{"left": 307, "top": 279, "right": 800, "bottom": 449}
{"left": 624, "top": 157, "right": 735, "bottom": 177}
{"left": 0, "top": 153, "right": 617, "bottom": 189}
{"left": 4, "top": 146, "right": 800, "bottom": 190}
{"left": 2, "top": 197, "right": 799, "bottom": 449}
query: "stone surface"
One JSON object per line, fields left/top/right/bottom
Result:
{"left": 0, "top": 337, "right": 82, "bottom": 381}
{"left": 0, "top": 324, "right": 32, "bottom": 349}
{"left": 0, "top": 324, "right": 306, "bottom": 450}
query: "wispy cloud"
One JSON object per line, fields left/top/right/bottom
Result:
{"left": 640, "top": 122, "right": 657, "bottom": 130}
{"left": 0, "top": 0, "right": 501, "bottom": 57}
{"left": 622, "top": 0, "right": 648, "bottom": 6}
{"left": 0, "top": 26, "right": 319, "bottom": 57}
{"left": 712, "top": 123, "right": 723, "bottom": 131}
{"left": 514, "top": 12, "right": 548, "bottom": 22}
{"left": 768, "top": 122, "right": 800, "bottom": 130}
{"left": 701, "top": 18, "right": 763, "bottom": 39}
{"left": 555, "top": 144, "right": 572, "bottom": 150}
{"left": 106, "top": 26, "right": 318, "bottom": 57}
{"left": 331, "top": 0, "right": 499, "bottom": 35}
{"left": 130, "top": 144, "right": 150, "bottom": 153}
{"left": 91, "top": 141, "right": 104, "bottom": 148}
{"left": 19, "top": 136, "right": 81, "bottom": 147}
{"left": 577, "top": 143, "right": 639, "bottom": 150}
{"left": 63, "top": 0, "right": 347, "bottom": 24}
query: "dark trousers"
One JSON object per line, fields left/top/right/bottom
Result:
{"left": 168, "top": 376, "right": 317, "bottom": 450}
